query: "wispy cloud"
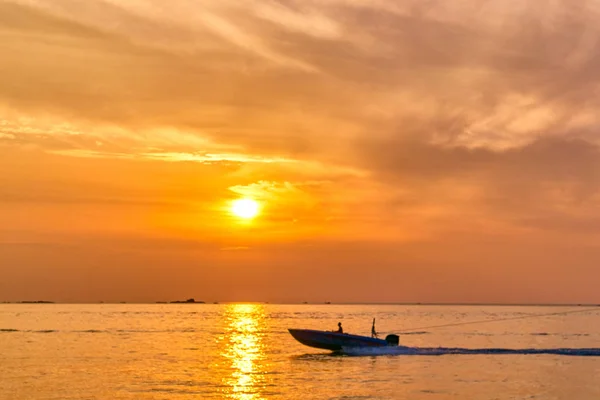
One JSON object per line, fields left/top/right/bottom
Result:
{"left": 141, "top": 151, "right": 296, "bottom": 164}
{"left": 220, "top": 246, "right": 250, "bottom": 251}
{"left": 0, "top": 132, "right": 16, "bottom": 140}
{"left": 48, "top": 149, "right": 297, "bottom": 165}
{"left": 198, "top": 11, "right": 319, "bottom": 72}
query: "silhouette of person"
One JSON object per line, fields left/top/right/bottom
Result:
{"left": 371, "top": 318, "right": 377, "bottom": 338}
{"left": 336, "top": 322, "right": 343, "bottom": 333}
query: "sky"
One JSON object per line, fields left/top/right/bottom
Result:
{"left": 1, "top": 0, "right": 600, "bottom": 303}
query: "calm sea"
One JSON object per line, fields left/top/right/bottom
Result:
{"left": 1, "top": 304, "right": 599, "bottom": 399}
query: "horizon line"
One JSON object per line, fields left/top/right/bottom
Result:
{"left": 3, "top": 301, "right": 600, "bottom": 307}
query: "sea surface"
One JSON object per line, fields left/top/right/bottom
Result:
{"left": 1, "top": 304, "right": 600, "bottom": 400}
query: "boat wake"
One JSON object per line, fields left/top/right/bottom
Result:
{"left": 341, "top": 346, "right": 600, "bottom": 357}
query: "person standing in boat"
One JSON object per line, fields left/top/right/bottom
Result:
{"left": 371, "top": 318, "right": 378, "bottom": 338}
{"left": 336, "top": 322, "right": 343, "bottom": 333}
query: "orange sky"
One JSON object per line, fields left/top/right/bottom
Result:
{"left": 1, "top": 0, "right": 600, "bottom": 303}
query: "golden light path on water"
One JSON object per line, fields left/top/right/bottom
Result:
{"left": 219, "top": 304, "right": 271, "bottom": 400}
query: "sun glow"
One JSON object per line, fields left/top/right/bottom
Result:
{"left": 231, "top": 199, "right": 260, "bottom": 219}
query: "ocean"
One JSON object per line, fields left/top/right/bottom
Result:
{"left": 1, "top": 304, "right": 599, "bottom": 399}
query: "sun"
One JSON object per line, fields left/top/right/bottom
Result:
{"left": 231, "top": 199, "right": 260, "bottom": 219}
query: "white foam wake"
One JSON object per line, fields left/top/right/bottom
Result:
{"left": 341, "top": 346, "right": 600, "bottom": 357}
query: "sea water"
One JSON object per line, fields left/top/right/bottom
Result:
{"left": 1, "top": 304, "right": 599, "bottom": 399}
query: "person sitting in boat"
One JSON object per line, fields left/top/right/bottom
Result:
{"left": 335, "top": 322, "right": 343, "bottom": 334}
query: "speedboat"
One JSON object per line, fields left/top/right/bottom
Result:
{"left": 288, "top": 329, "right": 400, "bottom": 351}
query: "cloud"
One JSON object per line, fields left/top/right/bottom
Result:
{"left": 220, "top": 246, "right": 250, "bottom": 251}
{"left": 198, "top": 11, "right": 319, "bottom": 72}
{"left": 252, "top": 1, "right": 341, "bottom": 40}
{"left": 354, "top": 134, "right": 600, "bottom": 239}
{"left": 229, "top": 180, "right": 303, "bottom": 199}
{"left": 49, "top": 149, "right": 297, "bottom": 165}
{"left": 2, "top": 0, "right": 599, "bottom": 161}
{"left": 0, "top": 132, "right": 16, "bottom": 140}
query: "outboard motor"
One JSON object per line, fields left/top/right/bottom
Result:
{"left": 385, "top": 334, "right": 399, "bottom": 346}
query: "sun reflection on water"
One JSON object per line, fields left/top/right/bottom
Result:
{"left": 220, "top": 304, "right": 270, "bottom": 400}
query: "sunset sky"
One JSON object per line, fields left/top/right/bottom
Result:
{"left": 1, "top": 0, "right": 600, "bottom": 303}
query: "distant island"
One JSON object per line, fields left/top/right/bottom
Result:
{"left": 19, "top": 300, "right": 54, "bottom": 304}
{"left": 168, "top": 298, "right": 205, "bottom": 304}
